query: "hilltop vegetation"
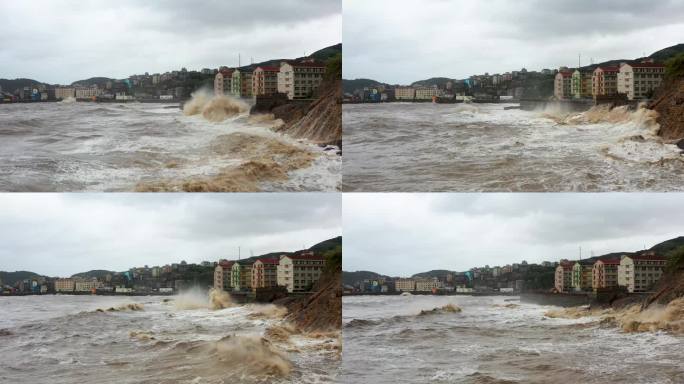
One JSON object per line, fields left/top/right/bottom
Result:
{"left": 0, "top": 271, "right": 45, "bottom": 286}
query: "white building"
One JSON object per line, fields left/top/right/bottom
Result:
{"left": 276, "top": 252, "right": 325, "bottom": 293}
{"left": 617, "top": 254, "right": 668, "bottom": 293}
{"left": 617, "top": 62, "right": 666, "bottom": 100}
{"left": 277, "top": 59, "right": 326, "bottom": 100}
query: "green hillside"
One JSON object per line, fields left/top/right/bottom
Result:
{"left": 342, "top": 270, "right": 390, "bottom": 286}
{"left": 0, "top": 271, "right": 45, "bottom": 286}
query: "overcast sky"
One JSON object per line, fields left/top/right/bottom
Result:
{"left": 0, "top": 194, "right": 341, "bottom": 277}
{"left": 343, "top": 194, "right": 684, "bottom": 277}
{"left": 0, "top": 0, "right": 341, "bottom": 84}
{"left": 343, "top": 0, "right": 684, "bottom": 84}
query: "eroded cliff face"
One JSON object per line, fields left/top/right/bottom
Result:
{"left": 284, "top": 268, "right": 342, "bottom": 333}
{"left": 642, "top": 268, "right": 684, "bottom": 309}
{"left": 650, "top": 77, "right": 684, "bottom": 141}
{"left": 278, "top": 78, "right": 342, "bottom": 147}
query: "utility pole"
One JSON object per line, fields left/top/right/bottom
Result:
{"left": 238, "top": 246, "right": 241, "bottom": 260}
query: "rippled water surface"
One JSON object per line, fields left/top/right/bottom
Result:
{"left": 342, "top": 295, "right": 684, "bottom": 384}
{"left": 343, "top": 103, "right": 683, "bottom": 191}
{"left": 0, "top": 295, "right": 339, "bottom": 384}
{"left": 0, "top": 102, "right": 340, "bottom": 191}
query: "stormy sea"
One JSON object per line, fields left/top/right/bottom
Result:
{"left": 342, "top": 103, "right": 683, "bottom": 192}
{"left": 0, "top": 292, "right": 340, "bottom": 384}
{"left": 342, "top": 295, "right": 684, "bottom": 384}
{"left": 0, "top": 97, "right": 340, "bottom": 192}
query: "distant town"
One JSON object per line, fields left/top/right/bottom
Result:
{"left": 344, "top": 237, "right": 682, "bottom": 297}
{"left": 1, "top": 237, "right": 340, "bottom": 299}
{"left": 0, "top": 44, "right": 339, "bottom": 104}
{"left": 343, "top": 44, "right": 681, "bottom": 104}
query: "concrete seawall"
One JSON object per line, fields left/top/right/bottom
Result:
{"left": 520, "top": 292, "right": 591, "bottom": 307}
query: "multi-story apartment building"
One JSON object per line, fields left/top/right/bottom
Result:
{"left": 276, "top": 252, "right": 325, "bottom": 293}
{"left": 252, "top": 66, "right": 280, "bottom": 97}
{"left": 395, "top": 87, "right": 416, "bottom": 101}
{"left": 277, "top": 59, "right": 326, "bottom": 100}
{"left": 592, "top": 258, "right": 620, "bottom": 291}
{"left": 414, "top": 87, "right": 439, "bottom": 100}
{"left": 231, "top": 260, "right": 253, "bottom": 291}
{"left": 55, "top": 278, "right": 75, "bottom": 292}
{"left": 214, "top": 69, "right": 234, "bottom": 97}
{"left": 571, "top": 69, "right": 593, "bottom": 99}
{"left": 74, "top": 280, "right": 103, "bottom": 292}
{"left": 231, "top": 69, "right": 254, "bottom": 98}
{"left": 554, "top": 70, "right": 574, "bottom": 100}
{"left": 617, "top": 62, "right": 666, "bottom": 100}
{"left": 554, "top": 261, "right": 574, "bottom": 293}
{"left": 251, "top": 258, "right": 279, "bottom": 291}
{"left": 618, "top": 254, "right": 668, "bottom": 293}
{"left": 55, "top": 87, "right": 75, "bottom": 100}
{"left": 571, "top": 260, "right": 593, "bottom": 292}
{"left": 592, "top": 66, "right": 619, "bottom": 98}
{"left": 213, "top": 260, "right": 234, "bottom": 291}
{"left": 415, "top": 278, "right": 442, "bottom": 292}
{"left": 75, "top": 87, "right": 102, "bottom": 99}
{"left": 395, "top": 278, "right": 416, "bottom": 292}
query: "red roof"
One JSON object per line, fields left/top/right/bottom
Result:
{"left": 598, "top": 258, "right": 621, "bottom": 265}
{"left": 218, "top": 260, "right": 234, "bottom": 268}
{"left": 621, "top": 62, "right": 665, "bottom": 68}
{"left": 219, "top": 69, "right": 234, "bottom": 76}
{"left": 285, "top": 60, "right": 325, "bottom": 68}
{"left": 596, "top": 66, "right": 619, "bottom": 73}
{"left": 256, "top": 258, "right": 279, "bottom": 265}
{"left": 559, "top": 71, "right": 573, "bottom": 78}
{"left": 630, "top": 255, "right": 668, "bottom": 261}
{"left": 256, "top": 66, "right": 280, "bottom": 72}
{"left": 285, "top": 254, "right": 325, "bottom": 261}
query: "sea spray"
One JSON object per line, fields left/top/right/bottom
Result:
{"left": 183, "top": 89, "right": 248, "bottom": 122}
{"left": 173, "top": 287, "right": 234, "bottom": 310}
{"left": 247, "top": 304, "right": 288, "bottom": 320}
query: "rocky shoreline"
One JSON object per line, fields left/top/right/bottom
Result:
{"left": 650, "top": 76, "right": 684, "bottom": 143}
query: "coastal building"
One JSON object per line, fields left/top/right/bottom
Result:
{"left": 395, "top": 278, "right": 416, "bottom": 292}
{"left": 252, "top": 66, "right": 280, "bottom": 96}
{"left": 571, "top": 260, "right": 593, "bottom": 292}
{"left": 571, "top": 69, "right": 593, "bottom": 99}
{"left": 592, "top": 259, "right": 620, "bottom": 291}
{"left": 394, "top": 87, "right": 416, "bottom": 100}
{"left": 231, "top": 260, "right": 254, "bottom": 292}
{"left": 617, "top": 62, "right": 666, "bottom": 100}
{"left": 592, "top": 66, "right": 619, "bottom": 98}
{"left": 75, "top": 87, "right": 102, "bottom": 99}
{"left": 554, "top": 261, "right": 574, "bottom": 293}
{"left": 74, "top": 280, "right": 103, "bottom": 292}
{"left": 231, "top": 69, "right": 254, "bottom": 98}
{"left": 214, "top": 69, "right": 234, "bottom": 97}
{"left": 55, "top": 87, "right": 75, "bottom": 100}
{"left": 277, "top": 59, "right": 326, "bottom": 100}
{"left": 554, "top": 70, "right": 574, "bottom": 100}
{"left": 415, "top": 278, "right": 442, "bottom": 292}
{"left": 276, "top": 251, "right": 325, "bottom": 293}
{"left": 618, "top": 254, "right": 668, "bottom": 293}
{"left": 251, "top": 258, "right": 279, "bottom": 291}
{"left": 213, "top": 260, "right": 234, "bottom": 291}
{"left": 55, "top": 278, "right": 75, "bottom": 292}
{"left": 414, "top": 87, "right": 439, "bottom": 100}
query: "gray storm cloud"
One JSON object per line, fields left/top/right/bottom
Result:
{"left": 0, "top": 194, "right": 341, "bottom": 277}
{"left": 343, "top": 0, "right": 684, "bottom": 84}
{"left": 0, "top": 0, "right": 341, "bottom": 84}
{"left": 343, "top": 194, "right": 684, "bottom": 277}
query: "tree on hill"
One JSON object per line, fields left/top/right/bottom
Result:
{"left": 665, "top": 53, "right": 684, "bottom": 79}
